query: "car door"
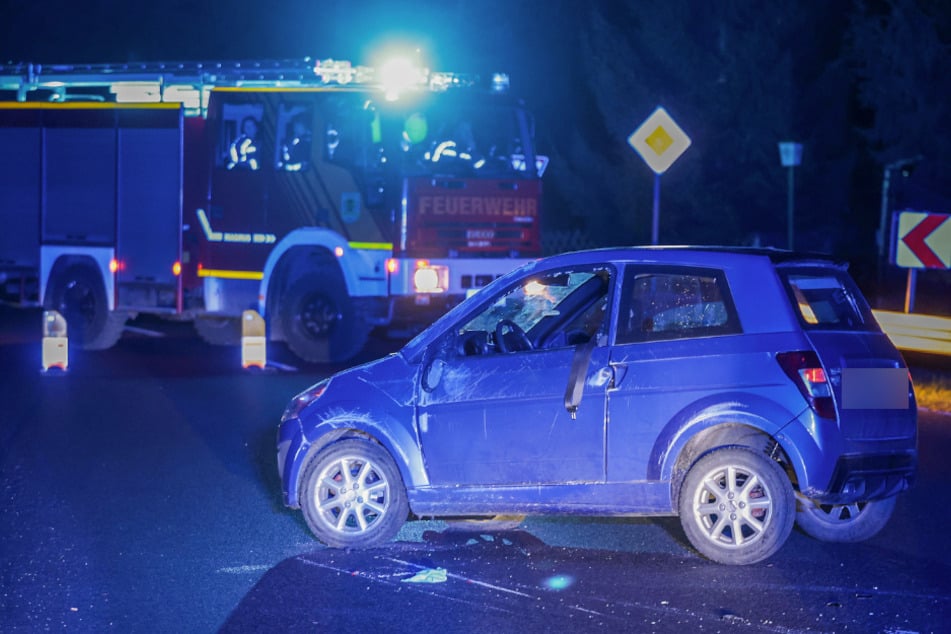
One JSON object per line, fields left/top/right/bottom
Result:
{"left": 605, "top": 265, "right": 753, "bottom": 483}
{"left": 416, "top": 266, "right": 615, "bottom": 487}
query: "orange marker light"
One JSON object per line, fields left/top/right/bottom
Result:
{"left": 172, "top": 261, "right": 182, "bottom": 276}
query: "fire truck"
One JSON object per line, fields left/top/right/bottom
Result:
{"left": 0, "top": 57, "right": 545, "bottom": 362}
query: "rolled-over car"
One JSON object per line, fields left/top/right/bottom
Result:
{"left": 278, "top": 247, "right": 917, "bottom": 564}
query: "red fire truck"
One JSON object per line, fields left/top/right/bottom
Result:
{"left": 0, "top": 58, "right": 545, "bottom": 362}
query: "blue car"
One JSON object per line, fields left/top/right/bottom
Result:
{"left": 277, "top": 247, "right": 917, "bottom": 564}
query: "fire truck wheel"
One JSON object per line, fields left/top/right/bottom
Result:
{"left": 193, "top": 316, "right": 242, "bottom": 346}
{"left": 48, "top": 265, "right": 127, "bottom": 350}
{"left": 282, "top": 274, "right": 369, "bottom": 363}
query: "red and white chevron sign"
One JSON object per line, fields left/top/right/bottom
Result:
{"left": 894, "top": 211, "right": 951, "bottom": 269}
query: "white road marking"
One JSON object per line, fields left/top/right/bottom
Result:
{"left": 216, "top": 564, "right": 270, "bottom": 574}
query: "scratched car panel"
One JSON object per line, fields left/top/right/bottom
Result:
{"left": 278, "top": 247, "right": 917, "bottom": 565}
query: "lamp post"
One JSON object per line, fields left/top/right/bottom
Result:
{"left": 877, "top": 155, "right": 922, "bottom": 260}
{"left": 876, "top": 155, "right": 922, "bottom": 293}
{"left": 778, "top": 142, "right": 803, "bottom": 251}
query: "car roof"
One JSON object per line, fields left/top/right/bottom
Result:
{"left": 538, "top": 246, "right": 845, "bottom": 269}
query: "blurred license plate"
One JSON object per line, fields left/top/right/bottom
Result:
{"left": 841, "top": 368, "right": 909, "bottom": 409}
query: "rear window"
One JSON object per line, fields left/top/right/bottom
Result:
{"left": 779, "top": 268, "right": 876, "bottom": 331}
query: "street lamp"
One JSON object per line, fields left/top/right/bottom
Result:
{"left": 876, "top": 155, "right": 922, "bottom": 260}
{"left": 778, "top": 142, "right": 803, "bottom": 251}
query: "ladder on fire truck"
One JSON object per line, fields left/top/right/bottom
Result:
{"left": 0, "top": 57, "right": 491, "bottom": 116}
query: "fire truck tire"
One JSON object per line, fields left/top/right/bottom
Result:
{"left": 193, "top": 316, "right": 243, "bottom": 346}
{"left": 48, "top": 265, "right": 127, "bottom": 350}
{"left": 282, "top": 274, "right": 369, "bottom": 363}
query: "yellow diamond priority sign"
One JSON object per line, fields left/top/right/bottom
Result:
{"left": 628, "top": 107, "right": 691, "bottom": 174}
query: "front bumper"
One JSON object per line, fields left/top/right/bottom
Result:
{"left": 277, "top": 417, "right": 306, "bottom": 508}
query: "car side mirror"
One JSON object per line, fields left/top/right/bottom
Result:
{"left": 422, "top": 357, "right": 446, "bottom": 392}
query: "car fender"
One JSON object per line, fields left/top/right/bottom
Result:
{"left": 286, "top": 400, "right": 427, "bottom": 509}
{"left": 773, "top": 409, "right": 846, "bottom": 498}
{"left": 650, "top": 391, "right": 803, "bottom": 483}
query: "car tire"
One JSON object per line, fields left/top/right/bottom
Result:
{"left": 48, "top": 265, "right": 127, "bottom": 350}
{"left": 300, "top": 439, "right": 408, "bottom": 548}
{"left": 281, "top": 272, "right": 369, "bottom": 364}
{"left": 795, "top": 494, "right": 897, "bottom": 543}
{"left": 679, "top": 447, "right": 795, "bottom": 565}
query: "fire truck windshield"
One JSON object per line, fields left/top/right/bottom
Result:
{"left": 376, "top": 98, "right": 535, "bottom": 179}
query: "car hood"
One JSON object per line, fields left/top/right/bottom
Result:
{"left": 324, "top": 352, "right": 418, "bottom": 409}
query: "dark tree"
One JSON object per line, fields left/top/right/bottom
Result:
{"left": 846, "top": 0, "right": 951, "bottom": 214}
{"left": 534, "top": 2, "right": 853, "bottom": 249}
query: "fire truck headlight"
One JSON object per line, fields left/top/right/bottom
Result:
{"left": 414, "top": 264, "right": 448, "bottom": 293}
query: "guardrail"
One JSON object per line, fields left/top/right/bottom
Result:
{"left": 872, "top": 310, "right": 951, "bottom": 356}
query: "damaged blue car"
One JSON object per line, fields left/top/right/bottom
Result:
{"left": 277, "top": 247, "right": 917, "bottom": 564}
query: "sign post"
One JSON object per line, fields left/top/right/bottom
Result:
{"left": 891, "top": 210, "right": 951, "bottom": 312}
{"left": 628, "top": 107, "right": 691, "bottom": 245}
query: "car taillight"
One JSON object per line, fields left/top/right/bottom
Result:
{"left": 776, "top": 351, "right": 837, "bottom": 420}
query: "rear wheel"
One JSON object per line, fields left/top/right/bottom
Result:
{"left": 48, "top": 265, "right": 126, "bottom": 350}
{"left": 795, "top": 494, "right": 896, "bottom": 543}
{"left": 679, "top": 447, "right": 795, "bottom": 565}
{"left": 281, "top": 272, "right": 369, "bottom": 363}
{"left": 300, "top": 439, "right": 408, "bottom": 548}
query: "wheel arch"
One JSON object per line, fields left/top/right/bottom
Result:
{"left": 658, "top": 410, "right": 797, "bottom": 510}
{"left": 289, "top": 416, "right": 427, "bottom": 510}
{"left": 261, "top": 246, "right": 342, "bottom": 341}
{"left": 258, "top": 228, "right": 353, "bottom": 330}
{"left": 43, "top": 253, "right": 112, "bottom": 310}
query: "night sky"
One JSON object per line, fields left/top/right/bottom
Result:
{"left": 3, "top": 1, "right": 950, "bottom": 281}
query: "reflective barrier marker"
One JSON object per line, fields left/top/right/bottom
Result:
{"left": 241, "top": 310, "right": 267, "bottom": 369}
{"left": 873, "top": 309, "right": 951, "bottom": 356}
{"left": 42, "top": 310, "right": 68, "bottom": 372}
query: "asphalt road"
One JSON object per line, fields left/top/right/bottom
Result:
{"left": 1, "top": 305, "right": 949, "bottom": 632}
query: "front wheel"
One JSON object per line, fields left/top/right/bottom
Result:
{"left": 300, "top": 439, "right": 408, "bottom": 548}
{"left": 795, "top": 495, "right": 897, "bottom": 543}
{"left": 679, "top": 447, "right": 795, "bottom": 565}
{"left": 281, "top": 274, "right": 369, "bottom": 363}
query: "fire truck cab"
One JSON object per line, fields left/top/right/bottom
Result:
{"left": 0, "top": 58, "right": 545, "bottom": 363}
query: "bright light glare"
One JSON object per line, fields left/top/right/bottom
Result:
{"left": 524, "top": 280, "right": 546, "bottom": 296}
{"left": 414, "top": 267, "right": 440, "bottom": 292}
{"left": 413, "top": 262, "right": 447, "bottom": 293}
{"left": 379, "top": 57, "right": 423, "bottom": 101}
{"left": 542, "top": 574, "right": 574, "bottom": 591}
